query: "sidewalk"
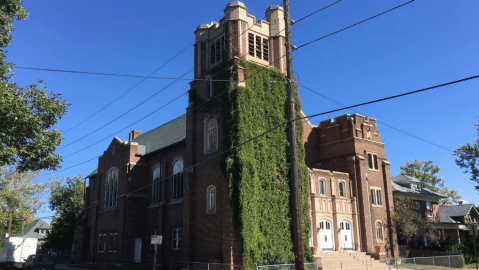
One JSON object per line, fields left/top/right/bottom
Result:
{"left": 56, "top": 264, "right": 90, "bottom": 270}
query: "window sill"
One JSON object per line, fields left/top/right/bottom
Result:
{"left": 168, "top": 198, "right": 183, "bottom": 205}
{"left": 148, "top": 202, "right": 164, "bottom": 208}
{"left": 100, "top": 207, "right": 117, "bottom": 213}
{"left": 368, "top": 168, "right": 379, "bottom": 171}
{"left": 204, "top": 148, "right": 218, "bottom": 155}
{"left": 207, "top": 210, "right": 216, "bottom": 215}
{"left": 372, "top": 204, "right": 383, "bottom": 208}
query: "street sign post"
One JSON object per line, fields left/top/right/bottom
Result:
{"left": 151, "top": 235, "right": 162, "bottom": 270}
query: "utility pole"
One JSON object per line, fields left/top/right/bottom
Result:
{"left": 283, "top": 1, "right": 304, "bottom": 270}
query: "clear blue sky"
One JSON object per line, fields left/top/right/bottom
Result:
{"left": 6, "top": 0, "right": 479, "bottom": 222}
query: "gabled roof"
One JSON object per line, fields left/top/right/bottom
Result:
{"left": 131, "top": 114, "right": 186, "bottom": 155}
{"left": 391, "top": 175, "right": 421, "bottom": 184}
{"left": 439, "top": 204, "right": 476, "bottom": 223}
{"left": 87, "top": 168, "right": 98, "bottom": 178}
{"left": 391, "top": 181, "right": 447, "bottom": 198}
{"left": 15, "top": 219, "right": 50, "bottom": 238}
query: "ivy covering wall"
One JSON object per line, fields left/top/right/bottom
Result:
{"left": 223, "top": 59, "right": 313, "bottom": 267}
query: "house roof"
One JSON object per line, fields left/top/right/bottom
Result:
{"left": 131, "top": 114, "right": 186, "bottom": 155}
{"left": 391, "top": 175, "right": 421, "bottom": 184}
{"left": 15, "top": 219, "right": 50, "bottom": 239}
{"left": 87, "top": 168, "right": 98, "bottom": 178}
{"left": 391, "top": 181, "right": 447, "bottom": 198}
{"left": 439, "top": 204, "right": 476, "bottom": 223}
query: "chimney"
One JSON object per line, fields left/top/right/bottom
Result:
{"left": 459, "top": 200, "right": 464, "bottom": 205}
{"left": 129, "top": 130, "right": 141, "bottom": 142}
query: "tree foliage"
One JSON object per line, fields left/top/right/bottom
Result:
{"left": 0, "top": 0, "right": 69, "bottom": 172}
{"left": 400, "top": 159, "right": 461, "bottom": 205}
{"left": 454, "top": 123, "right": 479, "bottom": 191}
{"left": 0, "top": 165, "right": 51, "bottom": 227}
{"left": 393, "top": 197, "right": 438, "bottom": 244}
{"left": 44, "top": 175, "right": 84, "bottom": 249}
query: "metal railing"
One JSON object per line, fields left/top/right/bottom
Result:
{"left": 381, "top": 255, "right": 464, "bottom": 269}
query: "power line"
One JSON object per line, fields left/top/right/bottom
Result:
{"left": 295, "top": 0, "right": 341, "bottom": 23}
{"left": 58, "top": 69, "right": 192, "bottom": 150}
{"left": 42, "top": 74, "right": 479, "bottom": 178}
{"left": 297, "top": 0, "right": 415, "bottom": 49}
{"left": 61, "top": 42, "right": 193, "bottom": 134}
{"left": 298, "top": 84, "right": 454, "bottom": 152}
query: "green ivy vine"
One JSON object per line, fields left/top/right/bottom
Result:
{"left": 223, "top": 59, "right": 313, "bottom": 267}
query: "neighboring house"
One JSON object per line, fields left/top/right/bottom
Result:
{"left": 439, "top": 203, "right": 479, "bottom": 243}
{"left": 73, "top": 1, "right": 399, "bottom": 266}
{"left": 15, "top": 219, "right": 50, "bottom": 253}
{"left": 392, "top": 175, "right": 479, "bottom": 246}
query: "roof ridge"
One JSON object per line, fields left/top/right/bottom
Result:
{"left": 133, "top": 114, "right": 186, "bottom": 140}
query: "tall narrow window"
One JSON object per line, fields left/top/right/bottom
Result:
{"left": 113, "top": 233, "right": 117, "bottom": 252}
{"left": 109, "top": 233, "right": 113, "bottom": 252}
{"left": 215, "top": 40, "right": 221, "bottom": 63}
{"left": 152, "top": 166, "right": 161, "bottom": 203}
{"left": 210, "top": 43, "right": 215, "bottom": 65}
{"left": 376, "top": 190, "right": 382, "bottom": 205}
{"left": 263, "top": 38, "right": 269, "bottom": 61}
{"left": 171, "top": 229, "right": 181, "bottom": 250}
{"left": 376, "top": 222, "right": 383, "bottom": 240}
{"left": 319, "top": 179, "right": 326, "bottom": 195}
{"left": 248, "top": 33, "right": 255, "bottom": 56}
{"left": 426, "top": 201, "right": 433, "bottom": 217}
{"left": 339, "top": 182, "right": 345, "bottom": 197}
{"left": 207, "top": 185, "right": 216, "bottom": 214}
{"left": 371, "top": 189, "right": 377, "bottom": 204}
{"left": 368, "top": 153, "right": 379, "bottom": 170}
{"left": 173, "top": 159, "right": 183, "bottom": 199}
{"left": 105, "top": 168, "right": 118, "bottom": 208}
{"left": 205, "top": 116, "right": 218, "bottom": 153}
{"left": 255, "top": 35, "right": 262, "bottom": 59}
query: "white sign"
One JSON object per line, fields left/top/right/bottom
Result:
{"left": 151, "top": 235, "right": 162, "bottom": 245}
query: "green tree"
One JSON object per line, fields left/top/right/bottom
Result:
{"left": 454, "top": 123, "right": 479, "bottom": 191}
{"left": 393, "top": 197, "right": 439, "bottom": 244}
{"left": 45, "top": 175, "right": 84, "bottom": 249}
{"left": 0, "top": 165, "right": 51, "bottom": 231}
{"left": 0, "top": 0, "right": 69, "bottom": 172}
{"left": 400, "top": 159, "right": 461, "bottom": 205}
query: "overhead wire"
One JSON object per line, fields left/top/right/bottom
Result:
{"left": 34, "top": 73, "right": 479, "bottom": 219}
{"left": 296, "top": 0, "right": 415, "bottom": 49}
{"left": 298, "top": 83, "right": 454, "bottom": 152}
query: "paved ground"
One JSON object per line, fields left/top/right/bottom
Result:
{"left": 55, "top": 264, "right": 89, "bottom": 270}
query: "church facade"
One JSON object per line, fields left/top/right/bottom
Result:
{"left": 75, "top": 1, "right": 398, "bottom": 267}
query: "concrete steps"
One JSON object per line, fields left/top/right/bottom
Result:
{"left": 314, "top": 251, "right": 390, "bottom": 270}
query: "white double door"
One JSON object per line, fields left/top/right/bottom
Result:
{"left": 319, "top": 220, "right": 333, "bottom": 251}
{"left": 340, "top": 221, "right": 353, "bottom": 250}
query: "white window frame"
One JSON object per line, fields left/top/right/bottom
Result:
{"left": 105, "top": 168, "right": 119, "bottom": 208}
{"left": 319, "top": 179, "right": 326, "bottom": 195}
{"left": 370, "top": 187, "right": 382, "bottom": 206}
{"left": 209, "top": 35, "right": 225, "bottom": 66}
{"left": 173, "top": 159, "right": 184, "bottom": 200}
{"left": 207, "top": 185, "right": 216, "bottom": 214}
{"left": 339, "top": 181, "right": 346, "bottom": 197}
{"left": 426, "top": 201, "right": 433, "bottom": 217}
{"left": 376, "top": 222, "right": 383, "bottom": 240}
{"left": 204, "top": 116, "right": 218, "bottom": 154}
{"left": 171, "top": 229, "right": 181, "bottom": 250}
{"left": 152, "top": 166, "right": 161, "bottom": 203}
{"left": 367, "top": 153, "right": 379, "bottom": 170}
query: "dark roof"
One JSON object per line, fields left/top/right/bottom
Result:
{"left": 439, "top": 204, "right": 475, "bottom": 223}
{"left": 15, "top": 219, "right": 50, "bottom": 239}
{"left": 391, "top": 175, "right": 421, "bottom": 184}
{"left": 131, "top": 114, "right": 186, "bottom": 155}
{"left": 87, "top": 168, "right": 98, "bottom": 178}
{"left": 391, "top": 181, "right": 447, "bottom": 198}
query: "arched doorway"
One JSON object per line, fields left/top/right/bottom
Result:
{"left": 340, "top": 220, "right": 353, "bottom": 250}
{"left": 319, "top": 220, "right": 334, "bottom": 251}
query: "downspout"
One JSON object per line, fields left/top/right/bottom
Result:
{"left": 366, "top": 173, "right": 374, "bottom": 251}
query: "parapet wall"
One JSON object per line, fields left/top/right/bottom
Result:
{"left": 317, "top": 114, "right": 381, "bottom": 145}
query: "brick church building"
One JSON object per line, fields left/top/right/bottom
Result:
{"left": 74, "top": 1, "right": 398, "bottom": 267}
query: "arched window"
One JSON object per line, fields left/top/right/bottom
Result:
{"left": 207, "top": 185, "right": 216, "bottom": 214}
{"left": 105, "top": 168, "right": 118, "bottom": 208}
{"left": 376, "top": 221, "right": 383, "bottom": 240}
{"left": 319, "top": 179, "right": 326, "bottom": 195}
{"left": 205, "top": 116, "right": 218, "bottom": 153}
{"left": 152, "top": 166, "right": 161, "bottom": 203}
{"left": 173, "top": 159, "right": 183, "bottom": 199}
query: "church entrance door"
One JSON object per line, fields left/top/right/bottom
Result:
{"left": 319, "top": 220, "right": 333, "bottom": 251}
